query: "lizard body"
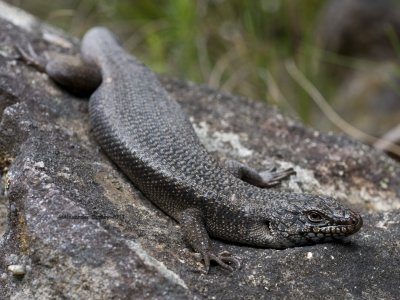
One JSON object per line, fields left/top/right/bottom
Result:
{"left": 18, "top": 27, "right": 363, "bottom": 272}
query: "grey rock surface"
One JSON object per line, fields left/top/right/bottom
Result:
{"left": 0, "top": 2, "right": 399, "bottom": 299}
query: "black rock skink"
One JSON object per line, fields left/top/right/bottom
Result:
{"left": 17, "top": 27, "right": 363, "bottom": 272}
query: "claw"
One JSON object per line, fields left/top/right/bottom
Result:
{"left": 203, "top": 254, "right": 210, "bottom": 274}
{"left": 259, "top": 167, "right": 296, "bottom": 187}
{"left": 209, "top": 253, "right": 234, "bottom": 272}
{"left": 200, "top": 250, "right": 240, "bottom": 273}
{"left": 219, "top": 251, "right": 241, "bottom": 269}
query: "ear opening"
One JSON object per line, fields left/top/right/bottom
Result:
{"left": 264, "top": 220, "right": 272, "bottom": 233}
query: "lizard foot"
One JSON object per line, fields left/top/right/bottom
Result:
{"left": 224, "top": 159, "right": 295, "bottom": 188}
{"left": 201, "top": 250, "right": 241, "bottom": 274}
{"left": 257, "top": 166, "right": 296, "bottom": 187}
{"left": 179, "top": 208, "right": 241, "bottom": 273}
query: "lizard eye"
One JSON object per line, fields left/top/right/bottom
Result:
{"left": 307, "top": 211, "right": 324, "bottom": 223}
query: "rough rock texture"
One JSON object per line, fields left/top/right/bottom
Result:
{"left": 0, "top": 2, "right": 399, "bottom": 299}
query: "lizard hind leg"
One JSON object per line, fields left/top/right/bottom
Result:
{"left": 178, "top": 208, "right": 240, "bottom": 273}
{"left": 224, "top": 159, "right": 296, "bottom": 188}
{"left": 16, "top": 44, "right": 101, "bottom": 96}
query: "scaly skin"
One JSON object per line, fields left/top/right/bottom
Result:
{"left": 17, "top": 27, "right": 363, "bottom": 272}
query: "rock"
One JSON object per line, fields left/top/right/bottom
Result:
{"left": 7, "top": 264, "right": 26, "bottom": 276}
{"left": 0, "top": 1, "right": 399, "bottom": 299}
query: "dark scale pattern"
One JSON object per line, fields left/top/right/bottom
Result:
{"left": 70, "top": 28, "right": 363, "bottom": 267}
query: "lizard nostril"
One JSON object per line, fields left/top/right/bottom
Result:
{"left": 348, "top": 211, "right": 358, "bottom": 224}
{"left": 348, "top": 213, "right": 363, "bottom": 231}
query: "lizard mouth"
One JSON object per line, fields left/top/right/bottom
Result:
{"left": 312, "top": 212, "right": 363, "bottom": 236}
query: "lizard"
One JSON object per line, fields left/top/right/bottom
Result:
{"left": 16, "top": 27, "right": 363, "bottom": 273}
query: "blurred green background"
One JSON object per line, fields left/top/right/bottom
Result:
{"left": 5, "top": 0, "right": 400, "bottom": 141}
{"left": 5, "top": 0, "right": 330, "bottom": 120}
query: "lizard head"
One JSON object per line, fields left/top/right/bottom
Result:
{"left": 246, "top": 192, "right": 363, "bottom": 248}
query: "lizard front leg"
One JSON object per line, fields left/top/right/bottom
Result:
{"left": 224, "top": 159, "right": 295, "bottom": 188}
{"left": 178, "top": 208, "right": 240, "bottom": 273}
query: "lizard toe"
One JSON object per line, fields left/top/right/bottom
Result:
{"left": 259, "top": 167, "right": 296, "bottom": 187}
{"left": 218, "top": 251, "right": 241, "bottom": 270}
{"left": 202, "top": 253, "right": 211, "bottom": 274}
{"left": 204, "top": 251, "right": 240, "bottom": 272}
